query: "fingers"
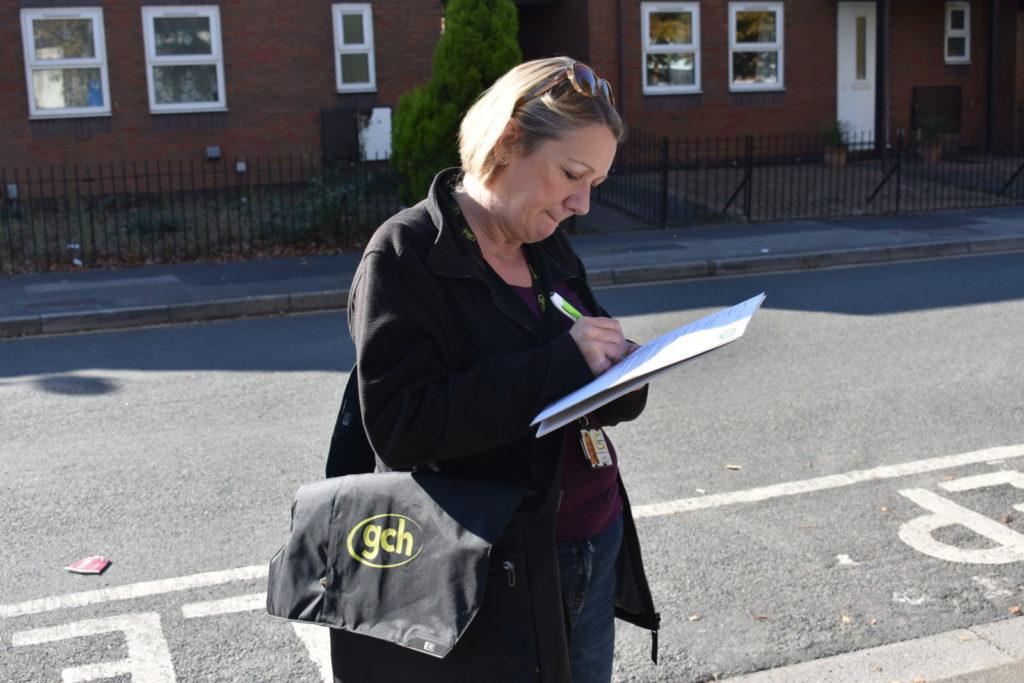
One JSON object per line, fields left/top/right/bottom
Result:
{"left": 569, "top": 316, "right": 628, "bottom": 376}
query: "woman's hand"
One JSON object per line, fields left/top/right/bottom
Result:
{"left": 569, "top": 316, "right": 627, "bottom": 376}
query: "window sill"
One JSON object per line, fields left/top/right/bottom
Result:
{"left": 337, "top": 87, "right": 378, "bottom": 95}
{"left": 728, "top": 86, "right": 785, "bottom": 93}
{"left": 944, "top": 59, "right": 971, "bottom": 65}
{"left": 29, "top": 111, "right": 112, "bottom": 120}
{"left": 643, "top": 89, "right": 703, "bottom": 96}
{"left": 150, "top": 107, "right": 229, "bottom": 115}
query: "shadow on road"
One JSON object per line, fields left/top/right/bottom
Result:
{"left": 598, "top": 251, "right": 1024, "bottom": 318}
{"left": 1, "top": 252, "right": 1021, "bottom": 383}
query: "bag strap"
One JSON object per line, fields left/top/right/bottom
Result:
{"left": 325, "top": 364, "right": 376, "bottom": 478}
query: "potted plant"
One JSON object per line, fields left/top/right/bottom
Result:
{"left": 915, "top": 116, "right": 944, "bottom": 163}
{"left": 823, "top": 120, "right": 850, "bottom": 168}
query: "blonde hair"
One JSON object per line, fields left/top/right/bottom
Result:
{"left": 458, "top": 57, "right": 624, "bottom": 185}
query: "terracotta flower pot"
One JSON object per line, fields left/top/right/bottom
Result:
{"left": 919, "top": 142, "right": 941, "bottom": 163}
{"left": 824, "top": 145, "right": 848, "bottom": 168}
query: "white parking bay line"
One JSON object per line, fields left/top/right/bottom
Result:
{"left": 291, "top": 622, "right": 333, "bottom": 683}
{"left": 632, "top": 444, "right": 1024, "bottom": 519}
{"left": 0, "top": 565, "right": 267, "bottom": 619}
{"left": 4, "top": 445, "right": 1023, "bottom": 623}
{"left": 181, "top": 593, "right": 266, "bottom": 619}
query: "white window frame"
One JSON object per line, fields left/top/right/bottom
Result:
{"left": 141, "top": 6, "right": 227, "bottom": 114}
{"left": 641, "top": 2, "right": 701, "bottom": 95}
{"left": 332, "top": 4, "right": 377, "bottom": 93}
{"left": 944, "top": 1, "right": 971, "bottom": 64}
{"left": 20, "top": 7, "right": 112, "bottom": 119}
{"left": 728, "top": 2, "right": 785, "bottom": 92}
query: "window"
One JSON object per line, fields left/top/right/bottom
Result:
{"left": 728, "top": 3, "right": 784, "bottom": 91}
{"left": 642, "top": 3, "right": 701, "bottom": 95}
{"left": 20, "top": 8, "right": 111, "bottom": 119}
{"left": 944, "top": 2, "right": 970, "bottom": 64}
{"left": 142, "top": 6, "right": 226, "bottom": 113}
{"left": 333, "top": 4, "right": 376, "bottom": 93}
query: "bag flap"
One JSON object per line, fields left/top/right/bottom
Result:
{"left": 267, "top": 471, "right": 528, "bottom": 658}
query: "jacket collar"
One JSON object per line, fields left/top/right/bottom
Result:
{"left": 422, "top": 168, "right": 584, "bottom": 341}
{"left": 423, "top": 168, "right": 577, "bottom": 285}
{"left": 424, "top": 168, "right": 484, "bottom": 280}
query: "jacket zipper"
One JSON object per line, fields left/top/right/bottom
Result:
{"left": 502, "top": 560, "right": 516, "bottom": 587}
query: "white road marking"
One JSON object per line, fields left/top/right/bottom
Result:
{"left": 291, "top": 622, "right": 333, "bottom": 683}
{"left": 12, "top": 613, "right": 175, "bottom": 682}
{"left": 941, "top": 469, "right": 1024, "bottom": 494}
{"left": 181, "top": 593, "right": 265, "bottom": 619}
{"left": 64, "top": 660, "right": 133, "bottom": 683}
{"left": 972, "top": 576, "right": 1015, "bottom": 600}
{"left": 2, "top": 445, "right": 1022, "bottom": 628}
{"left": 892, "top": 592, "right": 930, "bottom": 605}
{"left": 632, "top": 444, "right": 1024, "bottom": 518}
{"left": 178, "top": 593, "right": 332, "bottom": 682}
{"left": 898, "top": 488, "right": 1024, "bottom": 563}
{"left": 835, "top": 554, "right": 860, "bottom": 566}
{"left": 0, "top": 565, "right": 267, "bottom": 619}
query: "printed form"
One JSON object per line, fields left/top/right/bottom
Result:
{"left": 532, "top": 293, "right": 766, "bottom": 437}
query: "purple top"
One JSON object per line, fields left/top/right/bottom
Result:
{"left": 511, "top": 281, "right": 623, "bottom": 541}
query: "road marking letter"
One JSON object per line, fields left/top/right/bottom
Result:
{"left": 12, "top": 612, "right": 175, "bottom": 682}
{"left": 898, "top": 487, "right": 1024, "bottom": 564}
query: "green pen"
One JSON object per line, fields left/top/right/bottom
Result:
{"left": 553, "top": 292, "right": 636, "bottom": 364}
{"left": 550, "top": 292, "right": 582, "bottom": 322}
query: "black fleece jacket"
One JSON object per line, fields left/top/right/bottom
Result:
{"left": 348, "top": 168, "right": 647, "bottom": 487}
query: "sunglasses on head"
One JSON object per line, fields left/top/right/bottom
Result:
{"left": 518, "top": 62, "right": 615, "bottom": 108}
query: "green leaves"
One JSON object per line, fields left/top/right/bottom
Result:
{"left": 391, "top": 0, "right": 522, "bottom": 204}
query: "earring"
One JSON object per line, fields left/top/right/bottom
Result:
{"left": 497, "top": 156, "right": 509, "bottom": 166}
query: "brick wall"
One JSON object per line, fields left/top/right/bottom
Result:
{"left": 991, "top": 0, "right": 1020, "bottom": 143}
{"left": 518, "top": 0, "right": 590, "bottom": 63}
{"left": 888, "top": 0, "right": 989, "bottom": 140}
{"left": 1015, "top": 8, "right": 1024, "bottom": 141}
{"left": 587, "top": 0, "right": 837, "bottom": 140}
{"left": 0, "top": 0, "right": 441, "bottom": 168}
{"left": 568, "top": 0, "right": 1012, "bottom": 145}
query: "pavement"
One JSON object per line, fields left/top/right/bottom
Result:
{"left": 3, "top": 205, "right": 1024, "bottom": 339}
{"left": 725, "top": 615, "right": 1024, "bottom": 682}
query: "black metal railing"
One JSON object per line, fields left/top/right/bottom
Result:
{"left": 0, "top": 156, "right": 400, "bottom": 274}
{"left": 596, "top": 129, "right": 1024, "bottom": 227}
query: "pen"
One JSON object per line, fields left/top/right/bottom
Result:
{"left": 550, "top": 292, "right": 582, "bottom": 322}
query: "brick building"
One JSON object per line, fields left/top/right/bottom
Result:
{"left": 0, "top": 1, "right": 442, "bottom": 168}
{"left": 519, "top": 0, "right": 1024, "bottom": 146}
{"left": 2, "top": 0, "right": 1022, "bottom": 171}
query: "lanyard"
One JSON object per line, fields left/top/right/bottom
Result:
{"left": 443, "top": 187, "right": 566, "bottom": 343}
{"left": 523, "top": 242, "right": 566, "bottom": 343}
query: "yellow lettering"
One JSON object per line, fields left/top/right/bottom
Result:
{"left": 361, "top": 524, "right": 381, "bottom": 560}
{"left": 381, "top": 528, "right": 397, "bottom": 552}
{"left": 395, "top": 518, "right": 414, "bottom": 556}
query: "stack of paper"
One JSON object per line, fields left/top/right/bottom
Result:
{"left": 532, "top": 293, "right": 766, "bottom": 437}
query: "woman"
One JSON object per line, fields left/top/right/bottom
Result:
{"left": 332, "top": 57, "right": 659, "bottom": 682}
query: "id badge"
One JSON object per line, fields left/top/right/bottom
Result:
{"left": 579, "top": 429, "right": 613, "bottom": 469}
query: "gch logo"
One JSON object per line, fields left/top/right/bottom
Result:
{"left": 346, "top": 514, "right": 423, "bottom": 568}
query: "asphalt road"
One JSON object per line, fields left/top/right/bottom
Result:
{"left": 2, "top": 251, "right": 1023, "bottom": 682}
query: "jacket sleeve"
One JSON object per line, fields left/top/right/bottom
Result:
{"left": 349, "top": 250, "right": 595, "bottom": 469}
{"left": 561, "top": 245, "right": 649, "bottom": 427}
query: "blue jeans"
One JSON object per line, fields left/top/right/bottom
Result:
{"left": 556, "top": 511, "right": 623, "bottom": 683}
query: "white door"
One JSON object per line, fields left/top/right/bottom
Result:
{"left": 837, "top": 2, "right": 876, "bottom": 146}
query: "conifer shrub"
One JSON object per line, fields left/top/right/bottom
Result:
{"left": 392, "top": 0, "right": 522, "bottom": 204}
